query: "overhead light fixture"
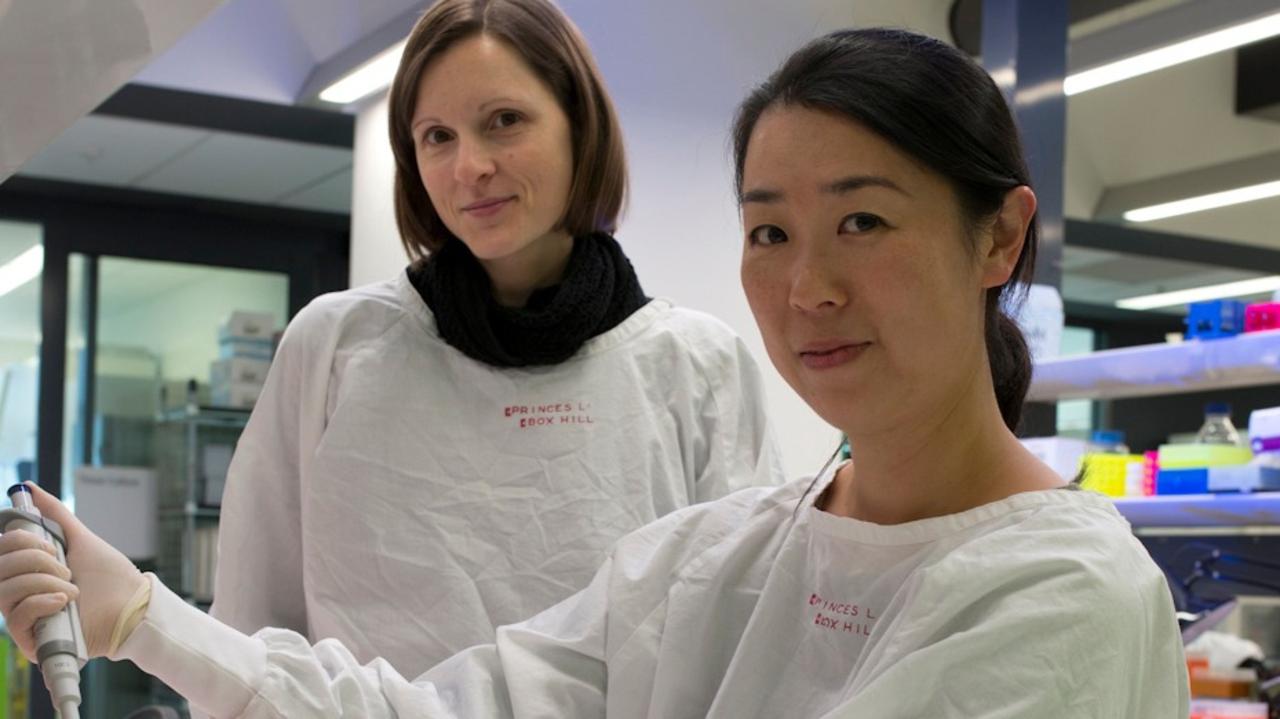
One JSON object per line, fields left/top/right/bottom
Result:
{"left": 1116, "top": 275, "right": 1280, "bottom": 311}
{"left": 0, "top": 245, "right": 42, "bottom": 298}
{"left": 1123, "top": 179, "right": 1280, "bottom": 222}
{"left": 1065, "top": 9, "right": 1280, "bottom": 95}
{"left": 319, "top": 40, "right": 408, "bottom": 104}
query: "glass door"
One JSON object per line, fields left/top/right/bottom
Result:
{"left": 0, "top": 220, "right": 43, "bottom": 718}
{"left": 65, "top": 256, "right": 288, "bottom": 718}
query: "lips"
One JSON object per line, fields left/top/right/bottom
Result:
{"left": 462, "top": 196, "right": 515, "bottom": 211}
{"left": 798, "top": 341, "right": 871, "bottom": 370}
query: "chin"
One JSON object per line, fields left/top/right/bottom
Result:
{"left": 462, "top": 234, "right": 526, "bottom": 262}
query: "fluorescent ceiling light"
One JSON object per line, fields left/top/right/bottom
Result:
{"left": 319, "top": 40, "right": 408, "bottom": 104}
{"left": 1122, "top": 179, "right": 1280, "bottom": 222}
{"left": 0, "top": 245, "right": 42, "bottom": 298}
{"left": 1065, "top": 10, "right": 1280, "bottom": 95}
{"left": 1116, "top": 275, "right": 1280, "bottom": 311}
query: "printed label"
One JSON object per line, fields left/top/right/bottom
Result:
{"left": 808, "top": 592, "right": 879, "bottom": 637}
{"left": 504, "top": 401, "right": 594, "bottom": 429}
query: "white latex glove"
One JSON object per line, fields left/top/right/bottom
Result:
{"left": 0, "top": 482, "right": 146, "bottom": 661}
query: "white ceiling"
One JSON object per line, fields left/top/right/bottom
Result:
{"left": 17, "top": 115, "right": 353, "bottom": 213}
{"left": 0, "top": 0, "right": 225, "bottom": 180}
{"left": 132, "top": 0, "right": 430, "bottom": 105}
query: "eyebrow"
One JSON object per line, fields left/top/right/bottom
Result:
{"left": 740, "top": 174, "right": 910, "bottom": 204}
{"left": 413, "top": 97, "right": 523, "bottom": 131}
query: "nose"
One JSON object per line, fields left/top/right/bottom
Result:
{"left": 789, "top": 244, "right": 848, "bottom": 314}
{"left": 453, "top": 137, "right": 496, "bottom": 186}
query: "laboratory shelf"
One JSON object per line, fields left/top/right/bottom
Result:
{"left": 157, "top": 405, "right": 252, "bottom": 427}
{"left": 1113, "top": 492, "right": 1280, "bottom": 529}
{"left": 159, "top": 506, "right": 221, "bottom": 519}
{"left": 1026, "top": 329, "right": 1280, "bottom": 402}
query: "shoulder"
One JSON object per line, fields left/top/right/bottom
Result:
{"left": 926, "top": 491, "right": 1169, "bottom": 623}
{"left": 652, "top": 305, "right": 742, "bottom": 348}
{"left": 634, "top": 303, "right": 756, "bottom": 373}
{"left": 609, "top": 478, "right": 811, "bottom": 585}
{"left": 279, "top": 275, "right": 417, "bottom": 354}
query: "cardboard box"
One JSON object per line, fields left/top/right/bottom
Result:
{"left": 219, "top": 310, "right": 276, "bottom": 340}
{"left": 211, "top": 357, "right": 271, "bottom": 387}
{"left": 218, "top": 337, "right": 274, "bottom": 361}
{"left": 211, "top": 381, "right": 262, "bottom": 409}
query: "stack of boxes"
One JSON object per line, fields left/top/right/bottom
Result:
{"left": 1151, "top": 408, "right": 1280, "bottom": 494}
{"left": 210, "top": 310, "right": 276, "bottom": 410}
{"left": 1184, "top": 299, "right": 1280, "bottom": 340}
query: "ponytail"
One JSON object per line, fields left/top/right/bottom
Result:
{"left": 986, "top": 308, "right": 1032, "bottom": 432}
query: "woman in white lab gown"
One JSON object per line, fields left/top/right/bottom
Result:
{"left": 204, "top": 0, "right": 781, "bottom": 683}
{"left": 0, "top": 26, "right": 1188, "bottom": 719}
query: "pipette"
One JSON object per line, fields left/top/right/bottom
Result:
{"left": 1, "top": 484, "right": 86, "bottom": 719}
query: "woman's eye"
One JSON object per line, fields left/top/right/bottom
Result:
{"left": 492, "top": 111, "right": 523, "bottom": 129}
{"left": 423, "top": 128, "right": 453, "bottom": 146}
{"left": 840, "top": 213, "right": 884, "bottom": 234}
{"left": 748, "top": 225, "right": 788, "bottom": 246}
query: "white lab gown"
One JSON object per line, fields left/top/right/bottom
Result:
{"left": 117, "top": 471, "right": 1190, "bottom": 718}
{"left": 208, "top": 271, "right": 782, "bottom": 679}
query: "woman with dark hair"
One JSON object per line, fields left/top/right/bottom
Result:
{"left": 200, "top": 0, "right": 780, "bottom": 682}
{"left": 0, "top": 27, "right": 1186, "bottom": 718}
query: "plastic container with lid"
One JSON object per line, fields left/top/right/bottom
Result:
{"left": 1081, "top": 430, "right": 1141, "bottom": 496}
{"left": 1088, "top": 429, "right": 1129, "bottom": 454}
{"left": 1198, "top": 403, "right": 1243, "bottom": 446}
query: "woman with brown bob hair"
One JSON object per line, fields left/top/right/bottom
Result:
{"left": 197, "top": 0, "right": 780, "bottom": 681}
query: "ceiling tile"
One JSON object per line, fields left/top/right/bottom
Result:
{"left": 277, "top": 166, "right": 352, "bottom": 213}
{"left": 132, "top": 131, "right": 352, "bottom": 204}
{"left": 19, "top": 115, "right": 208, "bottom": 187}
{"left": 1141, "top": 194, "right": 1280, "bottom": 251}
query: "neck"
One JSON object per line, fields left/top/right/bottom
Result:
{"left": 481, "top": 231, "right": 575, "bottom": 307}
{"left": 824, "top": 361, "right": 1061, "bottom": 525}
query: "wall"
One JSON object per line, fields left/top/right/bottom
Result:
{"left": 349, "top": 1, "right": 959, "bottom": 476}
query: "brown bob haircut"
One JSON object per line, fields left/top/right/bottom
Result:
{"left": 388, "top": 0, "right": 628, "bottom": 259}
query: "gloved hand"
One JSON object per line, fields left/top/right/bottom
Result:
{"left": 0, "top": 482, "right": 146, "bottom": 661}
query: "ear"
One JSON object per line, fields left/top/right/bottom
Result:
{"left": 980, "top": 185, "right": 1036, "bottom": 289}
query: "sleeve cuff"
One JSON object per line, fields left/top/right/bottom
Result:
{"left": 112, "top": 575, "right": 268, "bottom": 718}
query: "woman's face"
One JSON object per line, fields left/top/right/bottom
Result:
{"left": 412, "top": 34, "right": 575, "bottom": 267}
{"left": 739, "top": 106, "right": 995, "bottom": 437}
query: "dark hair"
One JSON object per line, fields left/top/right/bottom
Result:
{"left": 732, "top": 28, "right": 1037, "bottom": 431}
{"left": 388, "top": 0, "right": 627, "bottom": 258}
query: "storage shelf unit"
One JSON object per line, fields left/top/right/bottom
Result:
{"left": 154, "top": 405, "right": 247, "bottom": 603}
{"left": 1027, "top": 329, "right": 1280, "bottom": 402}
{"left": 1114, "top": 493, "right": 1280, "bottom": 529}
{"left": 1028, "top": 329, "right": 1280, "bottom": 536}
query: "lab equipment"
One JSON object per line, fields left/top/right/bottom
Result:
{"left": 0, "top": 484, "right": 87, "bottom": 719}
{"left": 1158, "top": 444, "right": 1253, "bottom": 469}
{"left": 1188, "top": 699, "right": 1268, "bottom": 719}
{"left": 1197, "top": 403, "right": 1243, "bottom": 446}
{"left": 1243, "top": 302, "right": 1280, "bottom": 333}
{"left": 1088, "top": 429, "right": 1129, "bottom": 454}
{"left": 1185, "top": 300, "right": 1247, "bottom": 340}
{"left": 1248, "top": 407, "right": 1280, "bottom": 457}
{"left": 1080, "top": 430, "right": 1140, "bottom": 496}
{"left": 1156, "top": 467, "right": 1210, "bottom": 495}
{"left": 1207, "top": 465, "right": 1280, "bottom": 493}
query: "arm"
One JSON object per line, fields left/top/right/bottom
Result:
{"left": 209, "top": 307, "right": 329, "bottom": 639}
{"left": 116, "top": 558, "right": 613, "bottom": 718}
